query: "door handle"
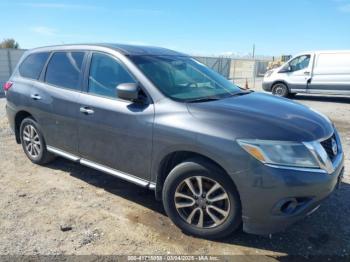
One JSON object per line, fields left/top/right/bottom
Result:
{"left": 304, "top": 71, "right": 310, "bottom": 75}
{"left": 30, "top": 94, "right": 41, "bottom": 100}
{"left": 80, "top": 106, "right": 94, "bottom": 115}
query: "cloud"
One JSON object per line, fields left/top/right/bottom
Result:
{"left": 219, "top": 51, "right": 238, "bottom": 57}
{"left": 338, "top": 3, "right": 350, "bottom": 12}
{"left": 333, "top": 0, "right": 350, "bottom": 12}
{"left": 29, "top": 26, "right": 82, "bottom": 39}
{"left": 18, "top": 2, "right": 96, "bottom": 9}
{"left": 12, "top": 3, "right": 163, "bottom": 16}
{"left": 16, "top": 3, "right": 162, "bottom": 15}
{"left": 120, "top": 8, "right": 163, "bottom": 16}
{"left": 30, "top": 26, "right": 57, "bottom": 36}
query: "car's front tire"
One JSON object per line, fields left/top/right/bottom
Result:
{"left": 162, "top": 158, "right": 242, "bottom": 239}
{"left": 272, "top": 83, "right": 289, "bottom": 97}
{"left": 20, "top": 117, "right": 55, "bottom": 165}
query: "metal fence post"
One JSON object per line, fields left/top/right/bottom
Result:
{"left": 7, "top": 49, "right": 13, "bottom": 75}
{"left": 253, "top": 60, "right": 257, "bottom": 89}
{"left": 233, "top": 59, "right": 236, "bottom": 84}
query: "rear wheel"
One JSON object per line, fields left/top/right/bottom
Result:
{"left": 272, "top": 83, "right": 289, "bottom": 97}
{"left": 162, "top": 158, "right": 241, "bottom": 239}
{"left": 20, "top": 118, "right": 55, "bottom": 165}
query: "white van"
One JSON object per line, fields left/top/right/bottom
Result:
{"left": 263, "top": 50, "right": 350, "bottom": 97}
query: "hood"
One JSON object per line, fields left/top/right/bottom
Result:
{"left": 187, "top": 92, "right": 333, "bottom": 142}
{"left": 273, "top": 66, "right": 282, "bottom": 72}
{"left": 268, "top": 66, "right": 282, "bottom": 74}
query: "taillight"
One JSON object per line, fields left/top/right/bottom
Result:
{"left": 3, "top": 81, "right": 13, "bottom": 91}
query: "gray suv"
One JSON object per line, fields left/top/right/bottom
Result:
{"left": 4, "top": 44, "right": 344, "bottom": 239}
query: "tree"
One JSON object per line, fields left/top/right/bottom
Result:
{"left": 0, "top": 38, "right": 20, "bottom": 49}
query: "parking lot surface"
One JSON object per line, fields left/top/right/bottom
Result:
{"left": 0, "top": 91, "right": 349, "bottom": 258}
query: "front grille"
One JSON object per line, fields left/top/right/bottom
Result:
{"left": 320, "top": 134, "right": 337, "bottom": 160}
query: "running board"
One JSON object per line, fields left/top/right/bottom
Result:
{"left": 47, "top": 145, "right": 153, "bottom": 188}
{"left": 47, "top": 146, "right": 80, "bottom": 162}
{"left": 290, "top": 89, "right": 350, "bottom": 95}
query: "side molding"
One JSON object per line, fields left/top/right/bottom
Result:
{"left": 47, "top": 146, "right": 80, "bottom": 162}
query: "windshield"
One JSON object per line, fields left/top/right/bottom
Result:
{"left": 129, "top": 55, "right": 242, "bottom": 102}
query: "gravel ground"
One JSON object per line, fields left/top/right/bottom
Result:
{"left": 0, "top": 90, "right": 349, "bottom": 258}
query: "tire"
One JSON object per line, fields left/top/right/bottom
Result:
{"left": 272, "top": 83, "right": 289, "bottom": 97}
{"left": 20, "top": 117, "right": 55, "bottom": 165}
{"left": 162, "top": 158, "right": 241, "bottom": 239}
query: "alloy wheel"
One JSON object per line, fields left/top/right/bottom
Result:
{"left": 273, "top": 84, "right": 287, "bottom": 96}
{"left": 174, "top": 176, "right": 231, "bottom": 228}
{"left": 22, "top": 124, "right": 42, "bottom": 158}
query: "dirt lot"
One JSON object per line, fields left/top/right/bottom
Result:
{"left": 0, "top": 91, "right": 349, "bottom": 258}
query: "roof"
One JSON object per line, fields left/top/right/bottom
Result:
{"left": 29, "top": 43, "right": 188, "bottom": 56}
{"left": 294, "top": 50, "right": 350, "bottom": 56}
{"left": 100, "top": 43, "right": 187, "bottom": 56}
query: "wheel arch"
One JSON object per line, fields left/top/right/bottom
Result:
{"left": 271, "top": 80, "right": 290, "bottom": 92}
{"left": 14, "top": 111, "right": 35, "bottom": 143}
{"left": 154, "top": 150, "right": 240, "bottom": 201}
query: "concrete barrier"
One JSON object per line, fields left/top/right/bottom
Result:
{"left": 0, "top": 49, "right": 26, "bottom": 93}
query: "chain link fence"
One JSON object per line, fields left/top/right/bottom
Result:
{"left": 194, "top": 56, "right": 232, "bottom": 79}
{"left": 194, "top": 56, "right": 270, "bottom": 89}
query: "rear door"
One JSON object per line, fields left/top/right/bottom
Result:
{"left": 77, "top": 52, "right": 154, "bottom": 181}
{"left": 284, "top": 54, "right": 313, "bottom": 92}
{"left": 37, "top": 51, "right": 87, "bottom": 155}
{"left": 6, "top": 52, "right": 50, "bottom": 139}
{"left": 308, "top": 52, "right": 350, "bottom": 94}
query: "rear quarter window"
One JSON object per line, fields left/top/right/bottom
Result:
{"left": 19, "top": 52, "right": 50, "bottom": 79}
{"left": 45, "top": 52, "right": 85, "bottom": 90}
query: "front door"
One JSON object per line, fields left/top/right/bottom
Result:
{"left": 77, "top": 52, "right": 154, "bottom": 181}
{"left": 285, "top": 54, "right": 313, "bottom": 92}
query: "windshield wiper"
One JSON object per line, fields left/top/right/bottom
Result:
{"left": 186, "top": 90, "right": 253, "bottom": 103}
{"left": 186, "top": 97, "right": 221, "bottom": 103}
{"left": 229, "top": 90, "right": 254, "bottom": 97}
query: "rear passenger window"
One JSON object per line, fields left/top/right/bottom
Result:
{"left": 45, "top": 52, "right": 85, "bottom": 90}
{"left": 19, "top": 52, "right": 50, "bottom": 80}
{"left": 88, "top": 53, "right": 135, "bottom": 98}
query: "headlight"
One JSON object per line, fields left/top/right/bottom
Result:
{"left": 265, "top": 70, "right": 273, "bottom": 78}
{"left": 237, "top": 139, "right": 320, "bottom": 168}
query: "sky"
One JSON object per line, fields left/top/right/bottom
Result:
{"left": 1, "top": 0, "right": 350, "bottom": 56}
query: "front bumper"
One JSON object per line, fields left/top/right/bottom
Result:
{"left": 262, "top": 80, "right": 273, "bottom": 92}
{"left": 238, "top": 152, "right": 344, "bottom": 235}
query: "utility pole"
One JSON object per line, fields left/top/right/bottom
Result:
{"left": 252, "top": 44, "right": 256, "bottom": 89}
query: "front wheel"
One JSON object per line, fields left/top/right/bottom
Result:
{"left": 162, "top": 158, "right": 242, "bottom": 239}
{"left": 272, "top": 83, "right": 289, "bottom": 97}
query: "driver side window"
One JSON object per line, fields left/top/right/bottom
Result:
{"left": 289, "top": 55, "right": 311, "bottom": 72}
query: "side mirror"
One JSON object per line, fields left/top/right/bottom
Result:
{"left": 116, "top": 83, "right": 140, "bottom": 101}
{"left": 279, "top": 65, "right": 292, "bottom": 73}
